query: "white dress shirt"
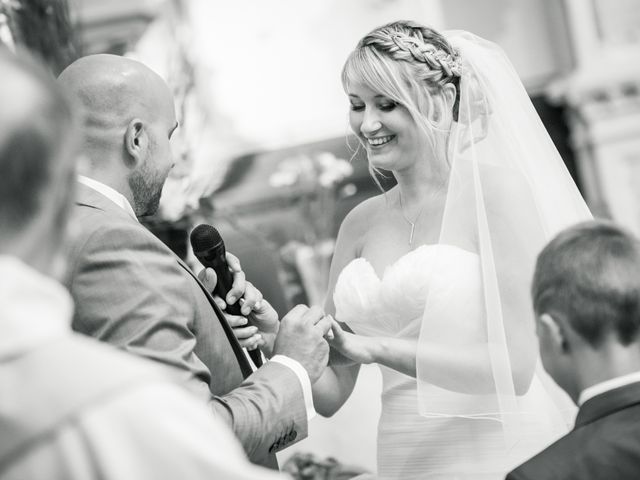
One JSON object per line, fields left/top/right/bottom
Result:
{"left": 78, "top": 176, "right": 316, "bottom": 420}
{"left": 0, "top": 256, "right": 286, "bottom": 480}
{"left": 78, "top": 175, "right": 137, "bottom": 220}
{"left": 578, "top": 371, "right": 640, "bottom": 406}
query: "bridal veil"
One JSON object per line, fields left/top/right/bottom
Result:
{"left": 416, "top": 31, "right": 592, "bottom": 447}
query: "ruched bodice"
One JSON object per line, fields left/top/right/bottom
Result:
{"left": 333, "top": 245, "right": 570, "bottom": 479}
{"left": 334, "top": 244, "right": 482, "bottom": 338}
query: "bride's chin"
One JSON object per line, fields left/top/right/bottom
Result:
{"left": 367, "top": 152, "right": 396, "bottom": 170}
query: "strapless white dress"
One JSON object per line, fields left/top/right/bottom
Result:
{"left": 333, "top": 245, "right": 571, "bottom": 480}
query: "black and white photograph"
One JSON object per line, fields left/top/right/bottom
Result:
{"left": 1, "top": 1, "right": 640, "bottom": 479}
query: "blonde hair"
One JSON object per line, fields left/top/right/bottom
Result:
{"left": 342, "top": 21, "right": 461, "bottom": 184}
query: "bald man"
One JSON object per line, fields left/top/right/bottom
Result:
{"left": 0, "top": 50, "right": 285, "bottom": 480}
{"left": 58, "top": 54, "right": 330, "bottom": 468}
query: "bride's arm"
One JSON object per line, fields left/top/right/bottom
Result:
{"left": 329, "top": 326, "right": 496, "bottom": 393}
{"left": 312, "top": 359, "right": 360, "bottom": 417}
{"left": 328, "top": 171, "right": 543, "bottom": 396}
{"left": 311, "top": 205, "right": 370, "bottom": 417}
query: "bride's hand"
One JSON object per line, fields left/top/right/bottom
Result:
{"left": 328, "top": 319, "right": 376, "bottom": 365}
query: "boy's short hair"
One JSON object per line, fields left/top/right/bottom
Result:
{"left": 533, "top": 220, "right": 640, "bottom": 347}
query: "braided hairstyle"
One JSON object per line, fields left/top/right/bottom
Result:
{"left": 342, "top": 21, "right": 462, "bottom": 145}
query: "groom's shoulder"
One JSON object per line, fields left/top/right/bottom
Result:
{"left": 68, "top": 206, "right": 171, "bottom": 268}
{"left": 70, "top": 206, "right": 148, "bottom": 247}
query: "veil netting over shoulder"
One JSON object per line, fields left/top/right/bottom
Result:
{"left": 415, "top": 31, "right": 592, "bottom": 450}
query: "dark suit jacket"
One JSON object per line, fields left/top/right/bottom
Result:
{"left": 506, "top": 380, "right": 640, "bottom": 480}
{"left": 65, "top": 183, "right": 307, "bottom": 468}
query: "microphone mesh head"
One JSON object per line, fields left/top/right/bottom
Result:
{"left": 190, "top": 224, "right": 223, "bottom": 253}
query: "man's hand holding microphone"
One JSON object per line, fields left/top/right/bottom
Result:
{"left": 192, "top": 224, "right": 332, "bottom": 384}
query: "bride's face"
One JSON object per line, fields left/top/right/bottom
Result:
{"left": 347, "top": 82, "right": 424, "bottom": 172}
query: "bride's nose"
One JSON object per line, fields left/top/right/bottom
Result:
{"left": 361, "top": 109, "right": 383, "bottom": 136}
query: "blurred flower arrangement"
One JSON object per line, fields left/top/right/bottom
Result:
{"left": 270, "top": 152, "right": 355, "bottom": 307}
{"left": 282, "top": 452, "right": 371, "bottom": 480}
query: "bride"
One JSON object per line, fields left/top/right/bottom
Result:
{"left": 312, "top": 21, "right": 592, "bottom": 479}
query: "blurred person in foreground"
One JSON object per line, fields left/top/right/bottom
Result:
{"left": 0, "top": 50, "right": 286, "bottom": 479}
{"left": 507, "top": 220, "right": 640, "bottom": 479}
{"left": 57, "top": 54, "right": 331, "bottom": 469}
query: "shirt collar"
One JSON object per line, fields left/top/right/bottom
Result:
{"left": 0, "top": 256, "right": 73, "bottom": 359}
{"left": 578, "top": 370, "right": 640, "bottom": 406}
{"left": 78, "top": 175, "right": 138, "bottom": 221}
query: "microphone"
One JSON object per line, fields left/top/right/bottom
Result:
{"left": 190, "top": 224, "right": 263, "bottom": 368}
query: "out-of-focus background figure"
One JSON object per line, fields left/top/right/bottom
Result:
{"left": 1, "top": 0, "right": 639, "bottom": 476}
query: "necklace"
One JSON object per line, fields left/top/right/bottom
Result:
{"left": 398, "top": 192, "right": 426, "bottom": 246}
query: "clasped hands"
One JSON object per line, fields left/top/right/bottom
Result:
{"left": 198, "top": 252, "right": 338, "bottom": 383}
{"left": 197, "top": 253, "right": 273, "bottom": 353}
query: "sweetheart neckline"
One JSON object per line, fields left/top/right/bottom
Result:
{"left": 342, "top": 243, "right": 479, "bottom": 283}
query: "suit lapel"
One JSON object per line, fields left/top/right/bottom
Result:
{"left": 75, "top": 182, "right": 253, "bottom": 379}
{"left": 575, "top": 380, "right": 640, "bottom": 429}
{"left": 75, "top": 183, "right": 137, "bottom": 223}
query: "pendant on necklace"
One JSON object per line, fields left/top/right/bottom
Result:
{"left": 399, "top": 192, "right": 423, "bottom": 247}
{"left": 408, "top": 222, "right": 416, "bottom": 246}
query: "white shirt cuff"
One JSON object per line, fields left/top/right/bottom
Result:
{"left": 270, "top": 354, "right": 316, "bottom": 421}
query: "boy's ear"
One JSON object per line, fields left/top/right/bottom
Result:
{"left": 539, "top": 313, "right": 570, "bottom": 353}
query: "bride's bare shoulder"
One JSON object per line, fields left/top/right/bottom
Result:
{"left": 339, "top": 193, "right": 387, "bottom": 234}
{"left": 327, "top": 194, "right": 387, "bottom": 299}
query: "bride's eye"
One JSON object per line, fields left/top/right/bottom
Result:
{"left": 379, "top": 101, "right": 398, "bottom": 112}
{"left": 350, "top": 103, "right": 365, "bottom": 112}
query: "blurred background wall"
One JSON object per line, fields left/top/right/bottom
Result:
{"left": 2, "top": 0, "right": 639, "bottom": 474}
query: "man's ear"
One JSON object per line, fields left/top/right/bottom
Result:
{"left": 539, "top": 313, "right": 570, "bottom": 353}
{"left": 124, "top": 119, "right": 146, "bottom": 168}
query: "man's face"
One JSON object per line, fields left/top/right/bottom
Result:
{"left": 129, "top": 87, "right": 178, "bottom": 217}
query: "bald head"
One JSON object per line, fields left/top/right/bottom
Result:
{"left": 58, "top": 54, "right": 178, "bottom": 217}
{"left": 58, "top": 54, "right": 175, "bottom": 156}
